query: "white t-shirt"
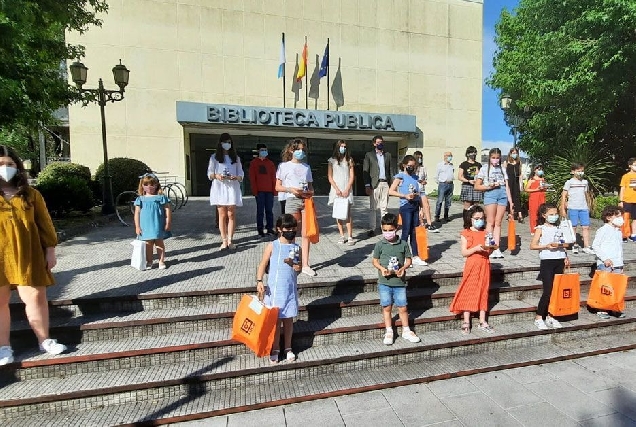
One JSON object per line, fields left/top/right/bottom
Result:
{"left": 476, "top": 165, "right": 508, "bottom": 186}
{"left": 276, "top": 161, "right": 313, "bottom": 199}
{"left": 563, "top": 178, "right": 589, "bottom": 210}
{"left": 537, "top": 225, "right": 567, "bottom": 260}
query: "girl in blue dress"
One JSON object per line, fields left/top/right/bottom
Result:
{"left": 256, "top": 214, "right": 301, "bottom": 364}
{"left": 134, "top": 174, "right": 172, "bottom": 270}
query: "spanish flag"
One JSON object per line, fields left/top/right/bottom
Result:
{"left": 296, "top": 38, "right": 308, "bottom": 82}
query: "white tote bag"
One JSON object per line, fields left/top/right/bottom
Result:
{"left": 130, "top": 239, "right": 147, "bottom": 270}
{"left": 558, "top": 217, "right": 576, "bottom": 244}
{"left": 332, "top": 197, "right": 349, "bottom": 220}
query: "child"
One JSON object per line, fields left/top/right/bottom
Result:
{"left": 560, "top": 162, "right": 594, "bottom": 254}
{"left": 591, "top": 205, "right": 626, "bottom": 319}
{"left": 256, "top": 214, "right": 302, "bottom": 363}
{"left": 450, "top": 205, "right": 494, "bottom": 334}
{"left": 248, "top": 143, "right": 277, "bottom": 237}
{"left": 524, "top": 164, "right": 547, "bottom": 235}
{"left": 530, "top": 203, "right": 571, "bottom": 330}
{"left": 327, "top": 140, "right": 356, "bottom": 245}
{"left": 372, "top": 213, "right": 421, "bottom": 345}
{"left": 134, "top": 173, "right": 172, "bottom": 270}
{"left": 618, "top": 157, "right": 636, "bottom": 242}
{"left": 388, "top": 155, "right": 428, "bottom": 266}
{"left": 275, "top": 138, "right": 316, "bottom": 276}
{"left": 474, "top": 148, "right": 513, "bottom": 259}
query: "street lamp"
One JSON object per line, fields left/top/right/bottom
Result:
{"left": 500, "top": 93, "right": 521, "bottom": 148}
{"left": 69, "top": 59, "right": 130, "bottom": 215}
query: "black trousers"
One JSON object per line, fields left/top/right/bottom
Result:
{"left": 537, "top": 258, "right": 565, "bottom": 318}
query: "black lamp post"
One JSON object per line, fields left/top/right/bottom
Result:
{"left": 69, "top": 59, "right": 130, "bottom": 215}
{"left": 500, "top": 93, "right": 523, "bottom": 148}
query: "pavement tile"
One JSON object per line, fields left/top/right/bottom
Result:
{"left": 427, "top": 377, "right": 480, "bottom": 400}
{"left": 588, "top": 387, "right": 636, "bottom": 421}
{"left": 467, "top": 371, "right": 543, "bottom": 409}
{"left": 226, "top": 406, "right": 285, "bottom": 427}
{"left": 506, "top": 402, "right": 578, "bottom": 427}
{"left": 540, "top": 360, "right": 619, "bottom": 393}
{"left": 579, "top": 412, "right": 636, "bottom": 427}
{"left": 381, "top": 384, "right": 456, "bottom": 426}
{"left": 333, "top": 390, "right": 388, "bottom": 416}
{"left": 504, "top": 365, "right": 558, "bottom": 385}
{"left": 441, "top": 391, "right": 523, "bottom": 426}
{"left": 340, "top": 407, "right": 402, "bottom": 427}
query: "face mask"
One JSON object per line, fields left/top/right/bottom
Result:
{"left": 446, "top": 156, "right": 453, "bottom": 162}
{"left": 0, "top": 166, "right": 17, "bottom": 182}
{"left": 468, "top": 153, "right": 476, "bottom": 160}
{"left": 293, "top": 150, "right": 305, "bottom": 160}
{"left": 631, "top": 165, "right": 636, "bottom": 171}
{"left": 536, "top": 170, "right": 544, "bottom": 177}
{"left": 575, "top": 171, "right": 584, "bottom": 177}
{"left": 417, "top": 157, "right": 422, "bottom": 164}
{"left": 281, "top": 230, "right": 297, "bottom": 241}
{"left": 612, "top": 216, "right": 625, "bottom": 227}
{"left": 258, "top": 150, "right": 268, "bottom": 158}
{"left": 143, "top": 185, "right": 157, "bottom": 194}
{"left": 339, "top": 147, "right": 346, "bottom": 154}
{"left": 472, "top": 218, "right": 485, "bottom": 229}
{"left": 547, "top": 214, "right": 559, "bottom": 224}
{"left": 405, "top": 166, "right": 415, "bottom": 174}
{"left": 510, "top": 153, "right": 518, "bottom": 159}
{"left": 382, "top": 230, "right": 396, "bottom": 240}
{"left": 221, "top": 142, "right": 232, "bottom": 151}
{"left": 376, "top": 143, "right": 384, "bottom": 151}
{"left": 491, "top": 158, "right": 500, "bottom": 166}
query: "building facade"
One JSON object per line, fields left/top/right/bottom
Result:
{"left": 66, "top": 0, "right": 483, "bottom": 196}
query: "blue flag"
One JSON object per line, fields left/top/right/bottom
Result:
{"left": 319, "top": 42, "right": 329, "bottom": 78}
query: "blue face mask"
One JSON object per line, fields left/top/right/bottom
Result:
{"left": 446, "top": 156, "right": 453, "bottom": 163}
{"left": 536, "top": 170, "right": 544, "bottom": 177}
{"left": 547, "top": 214, "right": 559, "bottom": 224}
{"left": 259, "top": 150, "right": 268, "bottom": 158}
{"left": 339, "top": 147, "right": 346, "bottom": 154}
{"left": 376, "top": 143, "right": 384, "bottom": 151}
{"left": 510, "top": 153, "right": 518, "bottom": 159}
{"left": 472, "top": 218, "right": 485, "bottom": 229}
{"left": 293, "top": 150, "right": 305, "bottom": 160}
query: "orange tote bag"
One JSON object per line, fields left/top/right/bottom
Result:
{"left": 232, "top": 294, "right": 280, "bottom": 357}
{"left": 415, "top": 225, "right": 429, "bottom": 260}
{"left": 548, "top": 269, "right": 580, "bottom": 316}
{"left": 587, "top": 270, "right": 627, "bottom": 312}
{"left": 622, "top": 212, "right": 631, "bottom": 239}
{"left": 507, "top": 218, "right": 516, "bottom": 251}
{"left": 304, "top": 197, "right": 320, "bottom": 244}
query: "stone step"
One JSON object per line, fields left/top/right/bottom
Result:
{"left": 1, "top": 315, "right": 635, "bottom": 422}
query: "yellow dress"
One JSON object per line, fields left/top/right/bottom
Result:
{"left": 0, "top": 187, "right": 58, "bottom": 287}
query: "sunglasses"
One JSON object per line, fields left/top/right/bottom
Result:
{"left": 139, "top": 173, "right": 158, "bottom": 179}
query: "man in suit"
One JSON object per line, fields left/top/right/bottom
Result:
{"left": 363, "top": 135, "right": 395, "bottom": 236}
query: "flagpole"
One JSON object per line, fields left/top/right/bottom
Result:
{"left": 327, "top": 38, "right": 330, "bottom": 111}
{"left": 304, "top": 36, "right": 308, "bottom": 109}
{"left": 282, "top": 32, "right": 286, "bottom": 108}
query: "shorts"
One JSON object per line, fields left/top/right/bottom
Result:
{"left": 285, "top": 197, "right": 304, "bottom": 214}
{"left": 596, "top": 263, "right": 623, "bottom": 273}
{"left": 460, "top": 184, "right": 483, "bottom": 203}
{"left": 568, "top": 209, "right": 590, "bottom": 227}
{"left": 378, "top": 284, "right": 407, "bottom": 307}
{"left": 622, "top": 202, "right": 636, "bottom": 218}
{"left": 483, "top": 186, "right": 508, "bottom": 206}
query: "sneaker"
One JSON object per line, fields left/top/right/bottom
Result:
{"left": 383, "top": 330, "right": 394, "bottom": 345}
{"left": 0, "top": 346, "right": 14, "bottom": 366}
{"left": 434, "top": 216, "right": 440, "bottom": 223}
{"left": 258, "top": 231, "right": 266, "bottom": 237}
{"left": 477, "top": 323, "right": 494, "bottom": 333}
{"left": 582, "top": 247, "right": 595, "bottom": 255}
{"left": 39, "top": 339, "right": 67, "bottom": 355}
{"left": 302, "top": 266, "right": 317, "bottom": 276}
{"left": 227, "top": 242, "right": 236, "bottom": 250}
{"left": 572, "top": 245, "right": 579, "bottom": 254}
{"left": 534, "top": 319, "right": 549, "bottom": 330}
{"left": 629, "top": 236, "right": 636, "bottom": 242}
{"left": 337, "top": 235, "right": 347, "bottom": 244}
{"left": 596, "top": 311, "right": 611, "bottom": 320}
{"left": 489, "top": 249, "right": 504, "bottom": 259}
{"left": 426, "top": 224, "right": 440, "bottom": 233}
{"left": 266, "top": 229, "right": 277, "bottom": 236}
{"left": 545, "top": 316, "right": 562, "bottom": 328}
{"left": 158, "top": 262, "right": 167, "bottom": 270}
{"left": 618, "top": 312, "right": 626, "bottom": 318}
{"left": 346, "top": 237, "right": 357, "bottom": 246}
{"left": 402, "top": 330, "right": 421, "bottom": 343}
{"left": 285, "top": 348, "right": 296, "bottom": 362}
{"left": 412, "top": 256, "right": 428, "bottom": 266}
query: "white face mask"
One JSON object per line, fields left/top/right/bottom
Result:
{"left": 612, "top": 216, "right": 624, "bottom": 227}
{"left": 221, "top": 142, "right": 232, "bottom": 151}
{"left": 0, "top": 165, "right": 18, "bottom": 182}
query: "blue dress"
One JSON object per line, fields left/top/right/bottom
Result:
{"left": 134, "top": 195, "right": 172, "bottom": 240}
{"left": 263, "top": 239, "right": 299, "bottom": 319}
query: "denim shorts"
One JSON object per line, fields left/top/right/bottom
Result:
{"left": 568, "top": 209, "right": 590, "bottom": 227}
{"left": 378, "top": 284, "right": 407, "bottom": 307}
{"left": 596, "top": 263, "right": 623, "bottom": 273}
{"left": 483, "top": 186, "right": 508, "bottom": 206}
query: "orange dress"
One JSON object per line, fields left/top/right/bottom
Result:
{"left": 527, "top": 178, "right": 546, "bottom": 234}
{"left": 450, "top": 229, "right": 491, "bottom": 314}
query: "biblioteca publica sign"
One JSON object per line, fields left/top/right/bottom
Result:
{"left": 175, "top": 102, "right": 417, "bottom": 133}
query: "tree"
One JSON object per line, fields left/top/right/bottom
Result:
{"left": 0, "top": 1, "right": 108, "bottom": 130}
{"left": 488, "top": 0, "right": 636, "bottom": 191}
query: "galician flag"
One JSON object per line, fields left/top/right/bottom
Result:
{"left": 296, "top": 39, "right": 308, "bottom": 82}
{"left": 277, "top": 33, "right": 285, "bottom": 79}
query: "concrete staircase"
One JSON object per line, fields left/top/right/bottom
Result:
{"left": 2, "top": 261, "right": 636, "bottom": 426}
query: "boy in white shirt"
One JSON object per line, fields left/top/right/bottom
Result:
{"left": 560, "top": 163, "right": 594, "bottom": 254}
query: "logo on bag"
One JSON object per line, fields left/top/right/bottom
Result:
{"left": 241, "top": 318, "right": 255, "bottom": 334}
{"left": 601, "top": 284, "right": 614, "bottom": 296}
{"left": 562, "top": 289, "right": 572, "bottom": 299}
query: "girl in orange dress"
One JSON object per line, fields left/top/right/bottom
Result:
{"left": 450, "top": 205, "right": 494, "bottom": 334}
{"left": 525, "top": 164, "right": 547, "bottom": 235}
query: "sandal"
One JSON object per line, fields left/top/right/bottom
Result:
{"left": 461, "top": 322, "right": 470, "bottom": 335}
{"left": 284, "top": 348, "right": 296, "bottom": 362}
{"left": 269, "top": 350, "right": 280, "bottom": 364}
{"left": 477, "top": 322, "right": 494, "bottom": 333}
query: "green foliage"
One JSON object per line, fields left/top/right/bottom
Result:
{"left": 488, "top": 0, "right": 636, "bottom": 175}
{"left": 0, "top": 1, "right": 108, "bottom": 129}
{"left": 37, "top": 161, "right": 91, "bottom": 184}
{"left": 37, "top": 175, "right": 94, "bottom": 217}
{"left": 592, "top": 195, "right": 620, "bottom": 219}
{"left": 94, "top": 157, "right": 152, "bottom": 202}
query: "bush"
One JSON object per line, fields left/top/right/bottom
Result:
{"left": 37, "top": 162, "right": 92, "bottom": 184}
{"left": 592, "top": 195, "right": 620, "bottom": 219}
{"left": 37, "top": 176, "right": 95, "bottom": 217}
{"left": 94, "top": 157, "right": 152, "bottom": 203}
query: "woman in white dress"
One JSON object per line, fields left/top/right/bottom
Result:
{"left": 327, "top": 140, "right": 356, "bottom": 245}
{"left": 208, "top": 133, "right": 244, "bottom": 250}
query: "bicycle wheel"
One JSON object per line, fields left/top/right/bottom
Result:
{"left": 115, "top": 191, "right": 139, "bottom": 226}
{"left": 164, "top": 184, "right": 180, "bottom": 212}
{"left": 172, "top": 182, "right": 189, "bottom": 207}
{"left": 167, "top": 182, "right": 186, "bottom": 209}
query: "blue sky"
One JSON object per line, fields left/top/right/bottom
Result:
{"left": 482, "top": 0, "right": 519, "bottom": 153}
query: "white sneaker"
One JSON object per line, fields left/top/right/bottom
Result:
{"left": 534, "top": 319, "right": 549, "bottom": 330}
{"left": 39, "top": 339, "right": 67, "bottom": 355}
{"left": 545, "top": 316, "right": 563, "bottom": 328}
{"left": 402, "top": 330, "right": 421, "bottom": 343}
{"left": 0, "top": 346, "right": 14, "bottom": 365}
{"left": 301, "top": 266, "right": 317, "bottom": 276}
{"left": 383, "top": 330, "right": 394, "bottom": 345}
{"left": 412, "top": 256, "right": 428, "bottom": 266}
{"left": 489, "top": 249, "right": 504, "bottom": 259}
{"left": 582, "top": 247, "right": 595, "bottom": 255}
{"left": 572, "top": 245, "right": 579, "bottom": 254}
